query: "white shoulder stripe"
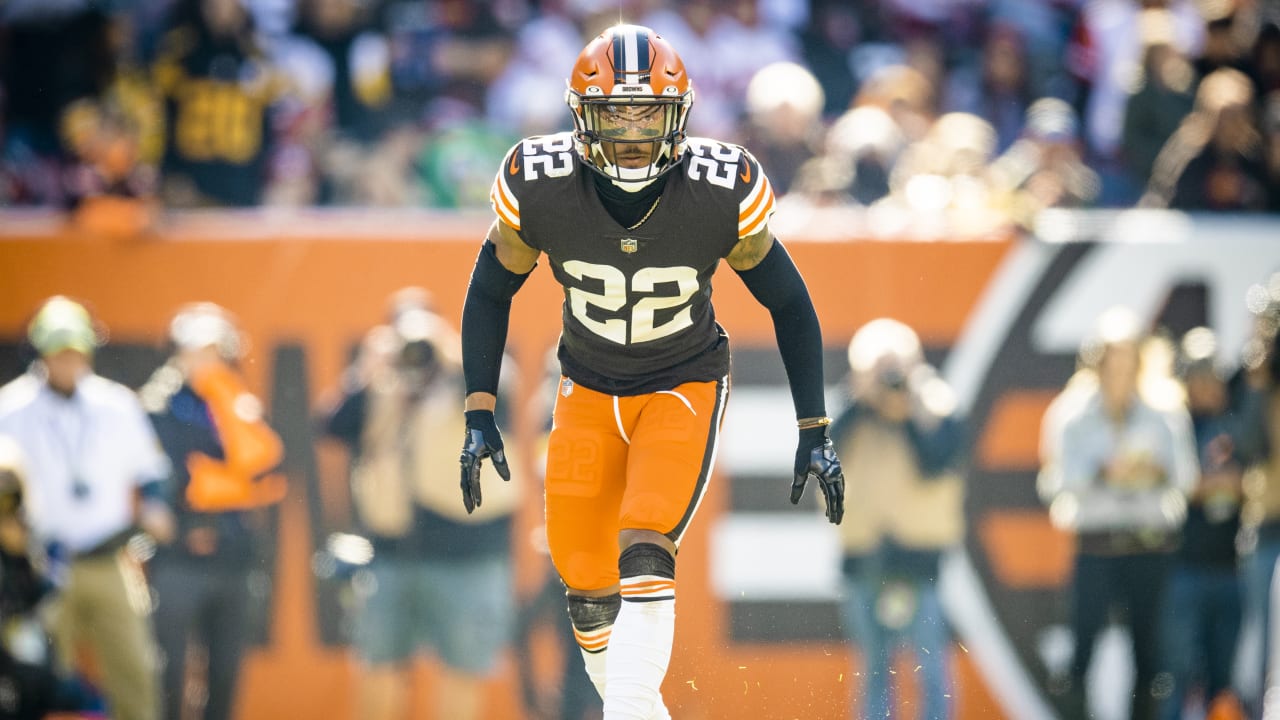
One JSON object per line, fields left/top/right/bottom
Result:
{"left": 738, "top": 172, "right": 766, "bottom": 213}
{"left": 738, "top": 176, "right": 774, "bottom": 233}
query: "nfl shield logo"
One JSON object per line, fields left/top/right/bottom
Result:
{"left": 560, "top": 377, "right": 574, "bottom": 397}
{"left": 620, "top": 238, "right": 639, "bottom": 254}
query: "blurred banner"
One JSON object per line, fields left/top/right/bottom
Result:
{"left": 0, "top": 209, "right": 1276, "bottom": 720}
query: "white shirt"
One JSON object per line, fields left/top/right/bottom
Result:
{"left": 0, "top": 370, "right": 170, "bottom": 554}
{"left": 1043, "top": 387, "right": 1197, "bottom": 533}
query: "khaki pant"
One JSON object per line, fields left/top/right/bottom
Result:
{"left": 49, "top": 551, "right": 159, "bottom": 720}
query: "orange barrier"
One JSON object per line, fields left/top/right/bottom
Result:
{"left": 0, "top": 211, "right": 1015, "bottom": 720}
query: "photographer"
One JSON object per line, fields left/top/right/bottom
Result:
{"left": 831, "top": 318, "right": 967, "bottom": 720}
{"left": 318, "top": 288, "right": 519, "bottom": 720}
{"left": 139, "top": 302, "right": 286, "bottom": 720}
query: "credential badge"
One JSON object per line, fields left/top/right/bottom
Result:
{"left": 560, "top": 377, "right": 574, "bottom": 397}
{"left": 620, "top": 238, "right": 639, "bottom": 254}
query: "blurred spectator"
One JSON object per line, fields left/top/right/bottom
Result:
{"left": 0, "top": 435, "right": 98, "bottom": 719}
{"left": 0, "top": 296, "right": 174, "bottom": 720}
{"left": 871, "top": 111, "right": 1005, "bottom": 237}
{"left": 151, "top": 0, "right": 288, "bottom": 207}
{"left": 319, "top": 289, "right": 519, "bottom": 720}
{"left": 1065, "top": 0, "right": 1205, "bottom": 163}
{"left": 824, "top": 104, "right": 907, "bottom": 205}
{"left": 1038, "top": 306, "right": 1198, "bottom": 720}
{"left": 855, "top": 63, "right": 939, "bottom": 144}
{"left": 1265, "top": 90, "right": 1280, "bottom": 193}
{"left": 1160, "top": 327, "right": 1246, "bottom": 720}
{"left": 59, "top": 99, "right": 161, "bottom": 237}
{"left": 0, "top": 1, "right": 115, "bottom": 205}
{"left": 288, "top": 0, "right": 393, "bottom": 144}
{"left": 416, "top": 105, "right": 518, "bottom": 208}
{"left": 1253, "top": 23, "right": 1280, "bottom": 98}
{"left": 1193, "top": 3, "right": 1253, "bottom": 79}
{"left": 268, "top": 0, "right": 398, "bottom": 205}
{"left": 1142, "top": 67, "right": 1274, "bottom": 211}
{"left": 1121, "top": 15, "right": 1197, "bottom": 192}
{"left": 1235, "top": 274, "right": 1280, "bottom": 716}
{"left": 383, "top": 0, "right": 513, "bottom": 123}
{"left": 737, "top": 61, "right": 825, "bottom": 195}
{"left": 797, "top": 2, "right": 861, "bottom": 118}
{"left": 988, "top": 0, "right": 1087, "bottom": 101}
{"left": 990, "top": 97, "right": 1101, "bottom": 229}
{"left": 776, "top": 154, "right": 857, "bottom": 214}
{"left": 485, "top": 0, "right": 582, "bottom": 136}
{"left": 946, "top": 22, "right": 1034, "bottom": 154}
{"left": 139, "top": 302, "right": 286, "bottom": 720}
{"left": 832, "top": 318, "right": 966, "bottom": 720}
{"left": 705, "top": 0, "right": 801, "bottom": 128}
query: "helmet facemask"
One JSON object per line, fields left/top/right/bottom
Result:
{"left": 569, "top": 90, "right": 692, "bottom": 189}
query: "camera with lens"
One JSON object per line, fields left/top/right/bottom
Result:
{"left": 398, "top": 337, "right": 437, "bottom": 372}
{"left": 390, "top": 308, "right": 442, "bottom": 393}
{"left": 877, "top": 366, "right": 909, "bottom": 391}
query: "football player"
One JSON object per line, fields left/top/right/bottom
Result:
{"left": 458, "top": 24, "right": 845, "bottom": 719}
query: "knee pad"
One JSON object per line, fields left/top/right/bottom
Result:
{"left": 619, "top": 543, "right": 675, "bottom": 602}
{"left": 567, "top": 593, "right": 621, "bottom": 653}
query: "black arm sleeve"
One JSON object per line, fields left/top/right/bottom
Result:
{"left": 462, "top": 240, "right": 532, "bottom": 396}
{"left": 733, "top": 240, "right": 827, "bottom": 419}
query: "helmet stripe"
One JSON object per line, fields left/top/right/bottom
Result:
{"left": 622, "top": 26, "right": 640, "bottom": 84}
{"left": 613, "top": 33, "right": 625, "bottom": 79}
{"left": 636, "top": 31, "right": 650, "bottom": 75}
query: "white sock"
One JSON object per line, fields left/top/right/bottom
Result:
{"left": 576, "top": 630, "right": 610, "bottom": 700}
{"left": 604, "top": 544, "right": 676, "bottom": 720}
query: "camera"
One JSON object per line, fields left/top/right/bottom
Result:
{"left": 877, "top": 367, "right": 909, "bottom": 391}
{"left": 398, "top": 337, "right": 437, "bottom": 372}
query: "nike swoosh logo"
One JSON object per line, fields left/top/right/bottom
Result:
{"left": 739, "top": 159, "right": 751, "bottom": 184}
{"left": 509, "top": 152, "right": 520, "bottom": 176}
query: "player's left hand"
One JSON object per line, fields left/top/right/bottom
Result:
{"left": 459, "top": 409, "right": 511, "bottom": 514}
{"left": 791, "top": 426, "right": 845, "bottom": 524}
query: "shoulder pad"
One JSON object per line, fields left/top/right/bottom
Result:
{"left": 683, "top": 139, "right": 776, "bottom": 239}
{"left": 490, "top": 132, "right": 578, "bottom": 232}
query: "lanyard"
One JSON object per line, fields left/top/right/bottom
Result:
{"left": 43, "top": 393, "right": 92, "bottom": 502}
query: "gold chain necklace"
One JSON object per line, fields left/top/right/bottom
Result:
{"left": 627, "top": 196, "right": 661, "bottom": 231}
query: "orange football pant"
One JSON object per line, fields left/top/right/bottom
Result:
{"left": 544, "top": 376, "right": 729, "bottom": 592}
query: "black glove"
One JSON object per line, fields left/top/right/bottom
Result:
{"left": 459, "top": 409, "right": 511, "bottom": 514}
{"left": 791, "top": 425, "right": 845, "bottom": 524}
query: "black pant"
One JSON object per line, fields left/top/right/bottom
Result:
{"left": 1069, "top": 551, "right": 1174, "bottom": 720}
{"left": 150, "top": 561, "right": 250, "bottom": 720}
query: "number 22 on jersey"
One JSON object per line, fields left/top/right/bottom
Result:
{"left": 563, "top": 261, "right": 698, "bottom": 345}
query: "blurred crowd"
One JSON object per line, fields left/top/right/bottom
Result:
{"left": 1, "top": 0, "right": 1278, "bottom": 231}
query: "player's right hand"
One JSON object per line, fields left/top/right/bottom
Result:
{"left": 459, "top": 409, "right": 511, "bottom": 514}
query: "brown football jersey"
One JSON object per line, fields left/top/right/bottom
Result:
{"left": 490, "top": 132, "right": 777, "bottom": 395}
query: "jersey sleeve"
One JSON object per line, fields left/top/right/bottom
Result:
{"left": 489, "top": 142, "right": 523, "bottom": 232}
{"left": 736, "top": 148, "right": 776, "bottom": 239}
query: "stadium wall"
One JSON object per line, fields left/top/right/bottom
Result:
{"left": 1, "top": 209, "right": 1275, "bottom": 719}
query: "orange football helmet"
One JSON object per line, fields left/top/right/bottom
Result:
{"left": 565, "top": 24, "right": 694, "bottom": 188}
